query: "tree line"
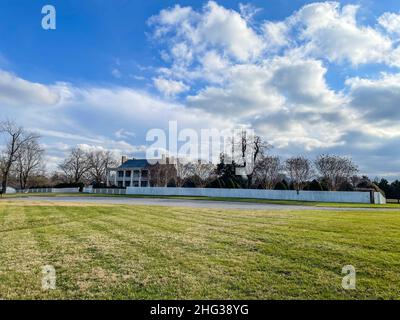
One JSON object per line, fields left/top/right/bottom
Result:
{"left": 172, "top": 152, "right": 381, "bottom": 194}
{"left": 0, "top": 120, "right": 119, "bottom": 192}
{"left": 1, "top": 121, "right": 400, "bottom": 200}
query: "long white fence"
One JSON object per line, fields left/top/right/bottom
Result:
{"left": 126, "top": 187, "right": 386, "bottom": 204}
{"left": 24, "top": 188, "right": 80, "bottom": 194}
{"left": 85, "top": 188, "right": 126, "bottom": 195}
{"left": 16, "top": 186, "right": 387, "bottom": 204}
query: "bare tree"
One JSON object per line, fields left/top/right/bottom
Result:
{"left": 314, "top": 154, "right": 359, "bottom": 191}
{"left": 58, "top": 148, "right": 90, "bottom": 184}
{"left": 0, "top": 120, "right": 39, "bottom": 193}
{"left": 49, "top": 172, "right": 65, "bottom": 186}
{"left": 87, "top": 150, "right": 118, "bottom": 185}
{"left": 193, "top": 161, "right": 216, "bottom": 187}
{"left": 15, "top": 138, "right": 44, "bottom": 189}
{"left": 254, "top": 155, "right": 281, "bottom": 189}
{"left": 149, "top": 163, "right": 163, "bottom": 187}
{"left": 285, "top": 156, "right": 313, "bottom": 192}
{"left": 233, "top": 131, "right": 271, "bottom": 188}
{"left": 149, "top": 162, "right": 175, "bottom": 187}
{"left": 176, "top": 160, "right": 195, "bottom": 187}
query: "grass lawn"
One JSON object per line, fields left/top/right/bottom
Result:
{"left": 0, "top": 200, "right": 399, "bottom": 299}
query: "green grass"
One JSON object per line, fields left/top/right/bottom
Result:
{"left": 4, "top": 192, "right": 400, "bottom": 209}
{"left": 0, "top": 200, "right": 399, "bottom": 300}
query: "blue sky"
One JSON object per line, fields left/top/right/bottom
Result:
{"left": 0, "top": 1, "right": 400, "bottom": 178}
{"left": 1, "top": 0, "right": 398, "bottom": 86}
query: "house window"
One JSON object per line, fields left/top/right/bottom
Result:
{"left": 118, "top": 171, "right": 124, "bottom": 178}
{"left": 141, "top": 170, "right": 148, "bottom": 178}
{"left": 133, "top": 181, "right": 139, "bottom": 187}
{"left": 141, "top": 181, "right": 148, "bottom": 187}
{"left": 117, "top": 181, "right": 123, "bottom": 187}
{"left": 125, "top": 170, "right": 131, "bottom": 178}
{"left": 125, "top": 181, "right": 131, "bottom": 187}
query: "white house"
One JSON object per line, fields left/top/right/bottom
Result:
{"left": 106, "top": 157, "right": 151, "bottom": 188}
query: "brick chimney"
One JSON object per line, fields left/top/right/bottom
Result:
{"left": 121, "top": 156, "right": 127, "bottom": 164}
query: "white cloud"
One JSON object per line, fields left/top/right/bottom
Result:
{"left": 149, "top": 4, "right": 195, "bottom": 29}
{"left": 0, "top": 69, "right": 235, "bottom": 170}
{"left": 270, "top": 57, "right": 344, "bottom": 108}
{"left": 239, "top": 3, "right": 262, "bottom": 22}
{"left": 153, "top": 77, "right": 190, "bottom": 96}
{"left": 198, "top": 1, "right": 264, "bottom": 61}
{"left": 150, "top": 1, "right": 264, "bottom": 63}
{"left": 145, "top": 1, "right": 400, "bottom": 177}
{"left": 0, "top": 70, "right": 60, "bottom": 106}
{"left": 171, "top": 43, "right": 193, "bottom": 66}
{"left": 3, "top": 1, "right": 400, "bottom": 178}
{"left": 346, "top": 73, "right": 400, "bottom": 122}
{"left": 151, "top": 1, "right": 400, "bottom": 69}
{"left": 188, "top": 57, "right": 343, "bottom": 117}
{"left": 187, "top": 56, "right": 348, "bottom": 153}
{"left": 378, "top": 12, "right": 400, "bottom": 35}
{"left": 187, "top": 63, "right": 281, "bottom": 117}
{"left": 115, "top": 128, "right": 136, "bottom": 139}
{"left": 33, "top": 128, "right": 104, "bottom": 143}
{"left": 290, "top": 2, "right": 394, "bottom": 66}
{"left": 263, "top": 21, "right": 290, "bottom": 49}
{"left": 199, "top": 50, "right": 229, "bottom": 83}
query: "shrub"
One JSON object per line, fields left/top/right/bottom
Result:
{"left": 338, "top": 181, "right": 354, "bottom": 191}
{"left": 274, "top": 180, "right": 288, "bottom": 190}
{"left": 54, "top": 182, "right": 85, "bottom": 192}
{"left": 356, "top": 180, "right": 385, "bottom": 195}
{"left": 305, "top": 179, "right": 324, "bottom": 191}
{"left": 167, "top": 179, "right": 176, "bottom": 187}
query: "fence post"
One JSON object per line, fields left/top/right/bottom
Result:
{"left": 370, "top": 190, "right": 374, "bottom": 204}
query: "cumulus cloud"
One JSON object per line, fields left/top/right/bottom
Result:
{"left": 187, "top": 57, "right": 344, "bottom": 123}
{"left": 145, "top": 1, "right": 400, "bottom": 177}
{"left": 346, "top": 73, "right": 400, "bottom": 122}
{"left": 263, "top": 21, "right": 290, "bottom": 49}
{"left": 378, "top": 12, "right": 400, "bottom": 35}
{"left": 2, "top": 1, "right": 400, "bottom": 178}
{"left": 153, "top": 77, "right": 189, "bottom": 96}
{"left": 0, "top": 69, "right": 235, "bottom": 169}
{"left": 282, "top": 2, "right": 394, "bottom": 66}
{"left": 187, "top": 63, "right": 282, "bottom": 117}
{"left": 198, "top": 1, "right": 264, "bottom": 61}
{"left": 270, "top": 57, "right": 343, "bottom": 108}
{"left": 149, "top": 1, "right": 264, "bottom": 63}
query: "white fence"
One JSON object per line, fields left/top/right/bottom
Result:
{"left": 26, "top": 188, "right": 80, "bottom": 194}
{"left": 126, "top": 187, "right": 386, "bottom": 204}
{"left": 14, "top": 186, "right": 387, "bottom": 204}
{"left": 86, "top": 188, "right": 127, "bottom": 195}
{"left": 374, "top": 192, "right": 386, "bottom": 205}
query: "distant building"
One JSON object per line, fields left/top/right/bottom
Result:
{"left": 106, "top": 157, "right": 151, "bottom": 187}
{"left": 106, "top": 155, "right": 177, "bottom": 188}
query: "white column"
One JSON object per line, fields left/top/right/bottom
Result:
{"left": 106, "top": 170, "right": 109, "bottom": 186}
{"left": 123, "top": 170, "right": 126, "bottom": 187}
{"left": 130, "top": 170, "right": 133, "bottom": 187}
{"left": 139, "top": 170, "right": 142, "bottom": 187}
{"left": 114, "top": 171, "right": 117, "bottom": 186}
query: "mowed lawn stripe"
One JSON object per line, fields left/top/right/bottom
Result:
{"left": 66, "top": 205, "right": 400, "bottom": 300}
{"left": 84, "top": 206, "right": 253, "bottom": 299}
{"left": 0, "top": 202, "right": 399, "bottom": 299}
{"left": 0, "top": 205, "right": 46, "bottom": 299}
